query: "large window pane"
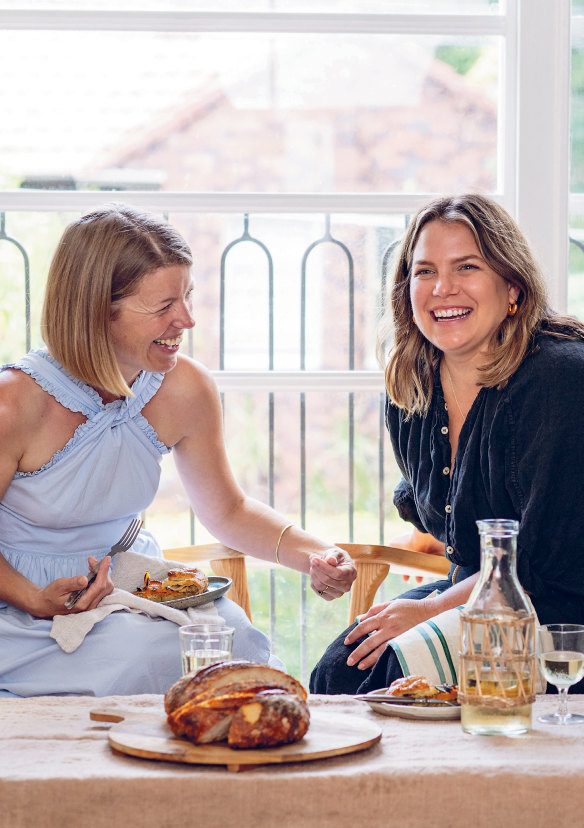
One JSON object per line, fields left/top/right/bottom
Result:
{"left": 0, "top": 30, "right": 499, "bottom": 194}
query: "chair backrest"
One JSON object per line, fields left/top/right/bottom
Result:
{"left": 336, "top": 543, "right": 451, "bottom": 624}
{"left": 162, "top": 542, "right": 252, "bottom": 621}
{"left": 162, "top": 540, "right": 451, "bottom": 628}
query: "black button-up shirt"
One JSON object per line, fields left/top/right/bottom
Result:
{"left": 387, "top": 334, "right": 584, "bottom": 625}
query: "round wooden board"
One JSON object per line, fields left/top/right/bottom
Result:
{"left": 107, "top": 710, "right": 381, "bottom": 772}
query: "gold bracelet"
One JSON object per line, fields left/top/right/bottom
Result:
{"left": 275, "top": 523, "right": 294, "bottom": 566}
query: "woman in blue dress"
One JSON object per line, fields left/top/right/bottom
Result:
{"left": 0, "top": 204, "right": 356, "bottom": 697}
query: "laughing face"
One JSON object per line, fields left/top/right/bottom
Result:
{"left": 409, "top": 220, "right": 519, "bottom": 365}
{"left": 109, "top": 263, "right": 195, "bottom": 386}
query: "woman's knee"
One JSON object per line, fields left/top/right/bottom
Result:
{"left": 310, "top": 622, "right": 371, "bottom": 695}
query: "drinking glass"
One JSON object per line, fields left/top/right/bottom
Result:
{"left": 179, "top": 624, "right": 235, "bottom": 676}
{"left": 536, "top": 624, "right": 584, "bottom": 725}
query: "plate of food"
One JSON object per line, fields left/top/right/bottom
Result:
{"left": 132, "top": 568, "right": 232, "bottom": 609}
{"left": 356, "top": 675, "right": 461, "bottom": 720}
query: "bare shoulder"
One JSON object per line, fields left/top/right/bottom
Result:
{"left": 0, "top": 369, "right": 45, "bottom": 463}
{"left": 144, "top": 355, "right": 221, "bottom": 446}
{"left": 0, "top": 368, "right": 47, "bottom": 424}
{"left": 160, "top": 354, "right": 219, "bottom": 406}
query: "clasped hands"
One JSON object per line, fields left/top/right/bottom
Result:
{"left": 309, "top": 547, "right": 357, "bottom": 601}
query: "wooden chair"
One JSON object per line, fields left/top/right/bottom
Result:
{"left": 163, "top": 540, "right": 451, "bottom": 628}
{"left": 163, "top": 542, "right": 252, "bottom": 621}
{"left": 336, "top": 543, "right": 451, "bottom": 624}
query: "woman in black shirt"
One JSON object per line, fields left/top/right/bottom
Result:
{"left": 311, "top": 193, "right": 584, "bottom": 695}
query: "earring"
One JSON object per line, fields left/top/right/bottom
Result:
{"left": 508, "top": 301, "right": 518, "bottom": 317}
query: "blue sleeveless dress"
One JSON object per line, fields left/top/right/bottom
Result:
{"left": 0, "top": 350, "right": 277, "bottom": 697}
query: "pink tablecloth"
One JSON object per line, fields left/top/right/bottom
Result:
{"left": 2, "top": 694, "right": 584, "bottom": 828}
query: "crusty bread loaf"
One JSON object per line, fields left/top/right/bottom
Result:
{"left": 227, "top": 690, "right": 310, "bottom": 749}
{"left": 164, "top": 660, "right": 307, "bottom": 714}
{"left": 165, "top": 660, "right": 310, "bottom": 749}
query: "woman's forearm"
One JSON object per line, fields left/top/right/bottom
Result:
{"left": 420, "top": 572, "right": 479, "bottom": 618}
{"left": 207, "top": 495, "right": 334, "bottom": 572}
{"left": 203, "top": 496, "right": 357, "bottom": 599}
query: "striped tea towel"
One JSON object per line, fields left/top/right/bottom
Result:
{"left": 388, "top": 598, "right": 545, "bottom": 692}
{"left": 388, "top": 604, "right": 462, "bottom": 687}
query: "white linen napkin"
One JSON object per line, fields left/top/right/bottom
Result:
{"left": 50, "top": 550, "right": 224, "bottom": 654}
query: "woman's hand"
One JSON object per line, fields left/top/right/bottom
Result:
{"left": 310, "top": 548, "right": 357, "bottom": 600}
{"left": 31, "top": 556, "right": 115, "bottom": 617}
{"left": 344, "top": 597, "right": 435, "bottom": 670}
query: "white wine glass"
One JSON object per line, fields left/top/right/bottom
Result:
{"left": 537, "top": 624, "right": 584, "bottom": 725}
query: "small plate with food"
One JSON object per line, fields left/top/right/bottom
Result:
{"left": 132, "top": 568, "right": 232, "bottom": 609}
{"left": 356, "top": 675, "right": 460, "bottom": 720}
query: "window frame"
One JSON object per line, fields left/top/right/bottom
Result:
{"left": 0, "top": 1, "right": 573, "bottom": 307}
{"left": 0, "top": 0, "right": 575, "bottom": 683}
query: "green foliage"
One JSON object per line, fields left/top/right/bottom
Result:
{"left": 435, "top": 45, "right": 482, "bottom": 76}
{"left": 246, "top": 564, "right": 428, "bottom": 685}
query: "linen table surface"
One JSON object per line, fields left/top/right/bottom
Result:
{"left": 2, "top": 694, "right": 584, "bottom": 828}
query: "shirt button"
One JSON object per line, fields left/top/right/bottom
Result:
{"left": 441, "top": 426, "right": 449, "bottom": 435}
{"left": 446, "top": 545, "right": 454, "bottom": 555}
{"left": 443, "top": 466, "right": 450, "bottom": 475}
{"left": 445, "top": 504, "right": 452, "bottom": 514}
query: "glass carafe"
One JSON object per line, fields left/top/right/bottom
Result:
{"left": 459, "top": 519, "right": 536, "bottom": 735}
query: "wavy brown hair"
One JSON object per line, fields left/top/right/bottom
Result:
{"left": 377, "top": 194, "right": 584, "bottom": 416}
{"left": 41, "top": 204, "right": 193, "bottom": 397}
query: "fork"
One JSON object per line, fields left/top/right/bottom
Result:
{"left": 64, "top": 518, "right": 143, "bottom": 609}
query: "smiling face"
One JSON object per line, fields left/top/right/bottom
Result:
{"left": 109, "top": 263, "right": 195, "bottom": 385}
{"left": 409, "top": 220, "right": 519, "bottom": 366}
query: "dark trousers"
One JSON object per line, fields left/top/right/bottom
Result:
{"left": 310, "top": 577, "right": 584, "bottom": 696}
{"left": 309, "top": 579, "right": 452, "bottom": 695}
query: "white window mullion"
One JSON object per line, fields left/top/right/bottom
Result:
{"left": 214, "top": 370, "right": 384, "bottom": 393}
{"left": 0, "top": 10, "right": 505, "bottom": 36}
{"left": 515, "top": 0, "right": 571, "bottom": 310}
{"left": 500, "top": 0, "right": 518, "bottom": 209}
{"left": 0, "top": 190, "right": 455, "bottom": 214}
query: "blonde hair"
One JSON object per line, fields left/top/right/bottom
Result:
{"left": 41, "top": 204, "right": 193, "bottom": 397}
{"left": 378, "top": 194, "right": 584, "bottom": 416}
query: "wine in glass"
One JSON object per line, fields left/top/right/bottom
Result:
{"left": 537, "top": 624, "right": 584, "bottom": 725}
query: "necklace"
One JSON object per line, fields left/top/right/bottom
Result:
{"left": 444, "top": 362, "right": 466, "bottom": 420}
